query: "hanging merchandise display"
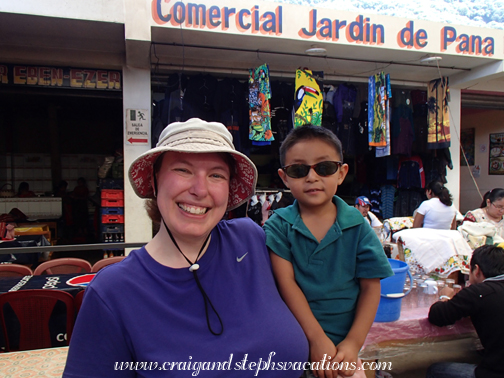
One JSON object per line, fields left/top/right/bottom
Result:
{"left": 368, "top": 72, "right": 391, "bottom": 150}
{"left": 248, "top": 64, "right": 273, "bottom": 144}
{"left": 427, "top": 77, "right": 451, "bottom": 149}
{"left": 294, "top": 69, "right": 323, "bottom": 128}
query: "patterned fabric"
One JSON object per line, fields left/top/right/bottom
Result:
{"left": 0, "top": 347, "right": 68, "bottom": 377}
{"left": 376, "top": 73, "right": 392, "bottom": 157}
{"left": 393, "top": 229, "right": 473, "bottom": 278}
{"left": 368, "top": 72, "right": 390, "bottom": 148}
{"left": 427, "top": 77, "right": 450, "bottom": 149}
{"left": 294, "top": 69, "right": 323, "bottom": 127}
{"left": 248, "top": 64, "right": 273, "bottom": 142}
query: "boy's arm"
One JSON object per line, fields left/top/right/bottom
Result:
{"left": 334, "top": 278, "right": 380, "bottom": 377}
{"left": 269, "top": 251, "right": 338, "bottom": 378}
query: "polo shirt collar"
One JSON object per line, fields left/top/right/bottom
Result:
{"left": 274, "top": 195, "right": 364, "bottom": 243}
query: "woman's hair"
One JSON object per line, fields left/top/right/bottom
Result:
{"left": 426, "top": 181, "right": 452, "bottom": 207}
{"left": 17, "top": 182, "right": 29, "bottom": 195}
{"left": 470, "top": 245, "right": 504, "bottom": 278}
{"left": 279, "top": 125, "right": 343, "bottom": 167}
{"left": 145, "top": 152, "right": 235, "bottom": 225}
{"left": 480, "top": 188, "right": 504, "bottom": 208}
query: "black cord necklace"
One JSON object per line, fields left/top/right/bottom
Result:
{"left": 162, "top": 220, "right": 224, "bottom": 336}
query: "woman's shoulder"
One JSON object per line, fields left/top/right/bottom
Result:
{"left": 217, "top": 218, "right": 264, "bottom": 238}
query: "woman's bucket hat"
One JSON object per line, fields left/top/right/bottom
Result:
{"left": 129, "top": 118, "right": 258, "bottom": 211}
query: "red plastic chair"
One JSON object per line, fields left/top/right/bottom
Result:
{"left": 33, "top": 258, "right": 92, "bottom": 275}
{"left": 91, "top": 256, "right": 125, "bottom": 273}
{"left": 0, "top": 264, "right": 33, "bottom": 278}
{"left": 0, "top": 289, "right": 75, "bottom": 351}
{"left": 74, "top": 289, "right": 85, "bottom": 314}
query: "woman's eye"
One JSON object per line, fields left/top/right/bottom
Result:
{"left": 211, "top": 173, "right": 227, "bottom": 179}
{"left": 174, "top": 168, "right": 190, "bottom": 173}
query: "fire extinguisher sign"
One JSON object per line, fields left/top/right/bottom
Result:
{"left": 126, "top": 108, "right": 149, "bottom": 145}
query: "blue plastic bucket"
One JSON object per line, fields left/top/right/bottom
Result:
{"left": 374, "top": 259, "right": 412, "bottom": 322}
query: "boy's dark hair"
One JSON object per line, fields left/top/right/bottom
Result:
{"left": 426, "top": 181, "right": 452, "bottom": 207}
{"left": 480, "top": 188, "right": 504, "bottom": 208}
{"left": 470, "top": 245, "right": 504, "bottom": 278}
{"left": 279, "top": 125, "right": 343, "bottom": 167}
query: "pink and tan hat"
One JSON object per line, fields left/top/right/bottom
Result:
{"left": 128, "top": 118, "right": 258, "bottom": 211}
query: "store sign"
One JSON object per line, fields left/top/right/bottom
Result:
{"left": 151, "top": 0, "right": 501, "bottom": 58}
{"left": 126, "top": 109, "right": 149, "bottom": 145}
{"left": 0, "top": 64, "right": 121, "bottom": 90}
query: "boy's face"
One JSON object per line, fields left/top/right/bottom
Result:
{"left": 278, "top": 138, "right": 348, "bottom": 211}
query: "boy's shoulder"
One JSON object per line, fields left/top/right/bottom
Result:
{"left": 270, "top": 196, "right": 365, "bottom": 229}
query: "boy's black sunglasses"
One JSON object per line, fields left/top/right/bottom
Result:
{"left": 282, "top": 161, "right": 343, "bottom": 179}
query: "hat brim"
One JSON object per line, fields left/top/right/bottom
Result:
{"left": 129, "top": 145, "right": 258, "bottom": 211}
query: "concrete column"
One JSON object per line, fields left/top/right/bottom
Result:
{"left": 446, "top": 88, "right": 461, "bottom": 211}
{"left": 123, "top": 66, "right": 152, "bottom": 251}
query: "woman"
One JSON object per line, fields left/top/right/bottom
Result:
{"left": 413, "top": 181, "right": 457, "bottom": 230}
{"left": 464, "top": 188, "right": 504, "bottom": 239}
{"left": 64, "top": 119, "right": 308, "bottom": 377}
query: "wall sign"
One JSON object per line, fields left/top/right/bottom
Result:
{"left": 489, "top": 133, "right": 504, "bottom": 175}
{"left": 126, "top": 109, "right": 149, "bottom": 145}
{"left": 151, "top": 0, "right": 501, "bottom": 58}
{"left": 0, "top": 64, "right": 121, "bottom": 90}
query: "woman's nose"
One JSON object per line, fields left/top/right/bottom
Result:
{"left": 189, "top": 174, "right": 209, "bottom": 197}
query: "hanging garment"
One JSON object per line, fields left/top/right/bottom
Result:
{"left": 294, "top": 69, "right": 323, "bottom": 127}
{"left": 397, "top": 156, "right": 425, "bottom": 189}
{"left": 376, "top": 74, "right": 392, "bottom": 157}
{"left": 248, "top": 64, "right": 273, "bottom": 143}
{"left": 427, "top": 77, "right": 450, "bottom": 149}
{"left": 368, "top": 72, "right": 389, "bottom": 147}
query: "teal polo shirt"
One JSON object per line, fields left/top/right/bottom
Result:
{"left": 264, "top": 195, "right": 393, "bottom": 344}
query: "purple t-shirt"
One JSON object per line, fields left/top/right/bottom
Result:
{"left": 64, "top": 218, "right": 308, "bottom": 377}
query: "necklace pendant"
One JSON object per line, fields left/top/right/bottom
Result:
{"left": 189, "top": 263, "right": 200, "bottom": 272}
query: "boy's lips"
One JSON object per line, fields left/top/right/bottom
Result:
{"left": 305, "top": 188, "right": 323, "bottom": 193}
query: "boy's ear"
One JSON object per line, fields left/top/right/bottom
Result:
{"left": 474, "top": 264, "right": 486, "bottom": 281}
{"left": 336, "top": 163, "right": 349, "bottom": 185}
{"left": 277, "top": 168, "right": 290, "bottom": 188}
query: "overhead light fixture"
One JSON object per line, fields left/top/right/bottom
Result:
{"left": 420, "top": 56, "right": 442, "bottom": 63}
{"left": 305, "top": 46, "right": 327, "bottom": 56}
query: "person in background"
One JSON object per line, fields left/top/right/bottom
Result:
{"left": 54, "top": 180, "right": 68, "bottom": 198}
{"left": 427, "top": 245, "right": 504, "bottom": 378}
{"left": 413, "top": 181, "right": 457, "bottom": 230}
{"left": 64, "top": 118, "right": 308, "bottom": 378}
{"left": 16, "top": 182, "right": 36, "bottom": 198}
{"left": 264, "top": 125, "right": 393, "bottom": 377}
{"left": 355, "top": 196, "right": 383, "bottom": 228}
{"left": 463, "top": 188, "right": 504, "bottom": 239}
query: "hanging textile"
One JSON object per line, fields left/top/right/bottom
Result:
{"left": 368, "top": 72, "right": 391, "bottom": 148}
{"left": 376, "top": 74, "right": 392, "bottom": 157}
{"left": 427, "top": 77, "right": 450, "bottom": 149}
{"left": 294, "top": 69, "right": 323, "bottom": 127}
{"left": 248, "top": 64, "right": 273, "bottom": 143}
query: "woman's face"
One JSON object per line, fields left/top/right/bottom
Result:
{"left": 155, "top": 151, "right": 231, "bottom": 243}
{"left": 486, "top": 197, "right": 504, "bottom": 219}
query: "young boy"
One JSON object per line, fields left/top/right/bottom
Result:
{"left": 264, "top": 125, "right": 393, "bottom": 377}
{"left": 427, "top": 244, "right": 504, "bottom": 378}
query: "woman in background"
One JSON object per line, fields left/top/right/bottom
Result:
{"left": 464, "top": 188, "right": 504, "bottom": 239}
{"left": 413, "top": 181, "right": 457, "bottom": 230}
